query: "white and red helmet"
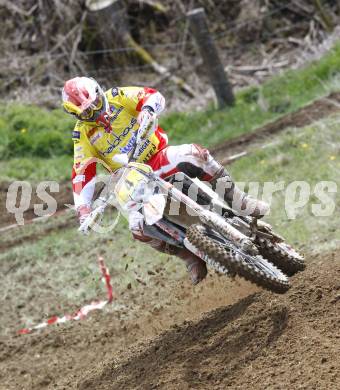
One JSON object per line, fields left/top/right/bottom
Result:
{"left": 62, "top": 77, "right": 109, "bottom": 121}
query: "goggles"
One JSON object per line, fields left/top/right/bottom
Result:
{"left": 63, "top": 93, "right": 105, "bottom": 121}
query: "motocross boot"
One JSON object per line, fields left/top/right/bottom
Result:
{"left": 210, "top": 167, "right": 269, "bottom": 218}
{"left": 175, "top": 248, "right": 208, "bottom": 285}
{"left": 161, "top": 243, "right": 208, "bottom": 285}
{"left": 132, "top": 233, "right": 207, "bottom": 285}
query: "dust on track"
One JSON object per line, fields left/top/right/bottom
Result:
{"left": 71, "top": 253, "right": 340, "bottom": 390}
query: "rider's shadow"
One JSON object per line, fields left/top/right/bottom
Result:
{"left": 102, "top": 293, "right": 289, "bottom": 389}
{"left": 181, "top": 298, "right": 288, "bottom": 387}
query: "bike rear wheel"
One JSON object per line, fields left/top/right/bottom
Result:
{"left": 257, "top": 238, "right": 305, "bottom": 276}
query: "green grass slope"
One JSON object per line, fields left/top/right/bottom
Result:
{"left": 2, "top": 44, "right": 340, "bottom": 182}
{"left": 230, "top": 114, "right": 340, "bottom": 251}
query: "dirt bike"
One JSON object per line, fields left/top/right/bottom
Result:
{"left": 79, "top": 155, "right": 305, "bottom": 294}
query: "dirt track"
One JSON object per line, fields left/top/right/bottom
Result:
{"left": 0, "top": 273, "right": 258, "bottom": 389}
{"left": 0, "top": 181, "right": 73, "bottom": 229}
{"left": 71, "top": 253, "right": 340, "bottom": 390}
{"left": 1, "top": 252, "right": 339, "bottom": 389}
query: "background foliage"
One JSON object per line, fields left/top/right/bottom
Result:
{"left": 2, "top": 43, "right": 340, "bottom": 165}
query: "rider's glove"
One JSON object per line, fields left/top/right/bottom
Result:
{"left": 77, "top": 204, "right": 92, "bottom": 225}
{"left": 137, "top": 106, "right": 156, "bottom": 141}
{"left": 128, "top": 210, "right": 144, "bottom": 232}
{"left": 137, "top": 105, "right": 154, "bottom": 124}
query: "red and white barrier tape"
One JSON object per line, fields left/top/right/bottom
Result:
{"left": 18, "top": 257, "right": 115, "bottom": 335}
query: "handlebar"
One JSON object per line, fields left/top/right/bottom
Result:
{"left": 78, "top": 204, "right": 106, "bottom": 235}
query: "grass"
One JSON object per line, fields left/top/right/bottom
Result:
{"left": 0, "top": 105, "right": 74, "bottom": 160}
{"left": 2, "top": 43, "right": 340, "bottom": 183}
{"left": 0, "top": 155, "right": 72, "bottom": 182}
{"left": 0, "top": 210, "right": 186, "bottom": 334}
{"left": 230, "top": 114, "right": 340, "bottom": 251}
{"left": 162, "top": 43, "right": 340, "bottom": 146}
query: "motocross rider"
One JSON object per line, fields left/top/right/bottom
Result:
{"left": 62, "top": 77, "right": 268, "bottom": 285}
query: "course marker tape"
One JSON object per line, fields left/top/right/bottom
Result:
{"left": 18, "top": 257, "right": 115, "bottom": 335}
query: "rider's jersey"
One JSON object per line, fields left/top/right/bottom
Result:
{"left": 72, "top": 86, "right": 167, "bottom": 208}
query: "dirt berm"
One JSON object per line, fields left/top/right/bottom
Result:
{"left": 72, "top": 253, "right": 339, "bottom": 390}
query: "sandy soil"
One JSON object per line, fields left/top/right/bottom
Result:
{"left": 0, "top": 271, "right": 257, "bottom": 389}
{"left": 1, "top": 252, "right": 338, "bottom": 390}
{"left": 68, "top": 253, "right": 340, "bottom": 390}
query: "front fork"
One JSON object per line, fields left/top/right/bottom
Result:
{"left": 164, "top": 179, "right": 256, "bottom": 250}
{"left": 142, "top": 175, "right": 257, "bottom": 255}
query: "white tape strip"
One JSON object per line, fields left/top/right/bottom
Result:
{"left": 18, "top": 257, "right": 114, "bottom": 335}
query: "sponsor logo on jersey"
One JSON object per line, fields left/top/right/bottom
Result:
{"left": 155, "top": 102, "right": 162, "bottom": 112}
{"left": 75, "top": 162, "right": 85, "bottom": 170}
{"left": 87, "top": 127, "right": 97, "bottom": 138}
{"left": 101, "top": 118, "right": 137, "bottom": 156}
{"left": 119, "top": 131, "right": 137, "bottom": 154}
{"left": 72, "top": 130, "right": 80, "bottom": 139}
{"left": 90, "top": 131, "right": 103, "bottom": 145}
{"left": 109, "top": 106, "right": 123, "bottom": 122}
{"left": 137, "top": 89, "right": 146, "bottom": 100}
{"left": 136, "top": 139, "right": 151, "bottom": 157}
{"left": 143, "top": 144, "right": 157, "bottom": 162}
{"left": 119, "top": 135, "right": 152, "bottom": 156}
{"left": 111, "top": 87, "right": 119, "bottom": 97}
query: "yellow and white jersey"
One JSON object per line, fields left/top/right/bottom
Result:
{"left": 71, "top": 86, "right": 167, "bottom": 208}
{"left": 72, "top": 86, "right": 167, "bottom": 174}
